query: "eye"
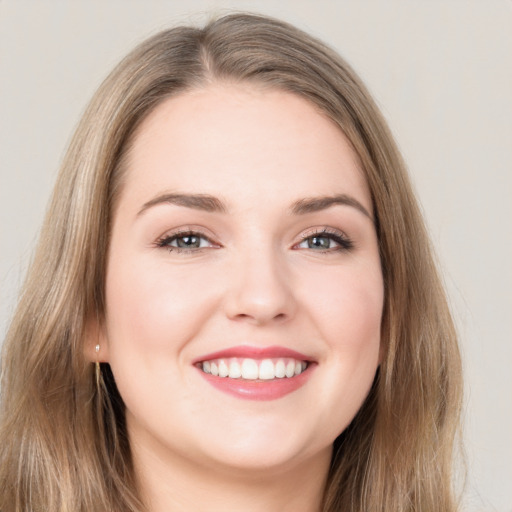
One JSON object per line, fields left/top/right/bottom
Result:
{"left": 295, "top": 229, "right": 353, "bottom": 252}
{"left": 156, "top": 231, "right": 217, "bottom": 252}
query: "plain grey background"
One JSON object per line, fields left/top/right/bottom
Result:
{"left": 1, "top": 1, "right": 511, "bottom": 510}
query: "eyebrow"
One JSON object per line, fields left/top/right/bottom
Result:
{"left": 137, "top": 192, "right": 372, "bottom": 220}
{"left": 138, "top": 193, "right": 227, "bottom": 215}
{"left": 291, "top": 194, "right": 372, "bottom": 220}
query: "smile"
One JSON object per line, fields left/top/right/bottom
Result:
{"left": 200, "top": 357, "right": 308, "bottom": 380}
{"left": 194, "top": 346, "right": 315, "bottom": 401}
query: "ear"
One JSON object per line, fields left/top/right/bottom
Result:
{"left": 83, "top": 315, "right": 110, "bottom": 363}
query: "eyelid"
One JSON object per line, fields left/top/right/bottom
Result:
{"left": 155, "top": 226, "right": 221, "bottom": 251}
{"left": 292, "top": 226, "right": 354, "bottom": 251}
{"left": 153, "top": 225, "right": 353, "bottom": 253}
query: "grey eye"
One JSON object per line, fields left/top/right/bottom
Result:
{"left": 157, "top": 232, "right": 214, "bottom": 251}
{"left": 307, "top": 236, "right": 333, "bottom": 249}
{"left": 175, "top": 235, "right": 202, "bottom": 248}
{"left": 295, "top": 231, "right": 353, "bottom": 252}
{"left": 298, "top": 235, "right": 338, "bottom": 250}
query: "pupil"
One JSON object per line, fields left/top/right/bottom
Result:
{"left": 309, "top": 236, "right": 330, "bottom": 249}
{"left": 177, "top": 235, "right": 199, "bottom": 248}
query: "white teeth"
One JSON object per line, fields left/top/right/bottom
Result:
{"left": 228, "top": 361, "right": 242, "bottom": 378}
{"left": 275, "top": 360, "right": 286, "bottom": 378}
{"left": 259, "top": 359, "right": 275, "bottom": 380}
{"left": 218, "top": 360, "right": 229, "bottom": 378}
{"left": 241, "top": 359, "right": 259, "bottom": 380}
{"left": 200, "top": 357, "right": 308, "bottom": 381}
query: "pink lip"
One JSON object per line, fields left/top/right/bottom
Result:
{"left": 193, "top": 345, "right": 313, "bottom": 364}
{"left": 193, "top": 345, "right": 316, "bottom": 401}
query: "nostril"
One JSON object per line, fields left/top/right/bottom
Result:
{"left": 224, "top": 269, "right": 297, "bottom": 325}
{"left": 231, "top": 311, "right": 289, "bottom": 325}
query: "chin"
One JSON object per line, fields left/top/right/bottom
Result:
{"left": 193, "top": 418, "right": 333, "bottom": 476}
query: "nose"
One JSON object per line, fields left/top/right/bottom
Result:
{"left": 224, "top": 246, "right": 297, "bottom": 326}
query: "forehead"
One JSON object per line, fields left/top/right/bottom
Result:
{"left": 121, "top": 83, "right": 371, "bottom": 213}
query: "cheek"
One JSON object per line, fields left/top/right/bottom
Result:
{"left": 303, "top": 261, "right": 383, "bottom": 393}
{"left": 103, "top": 254, "right": 220, "bottom": 360}
{"left": 304, "top": 261, "right": 384, "bottom": 347}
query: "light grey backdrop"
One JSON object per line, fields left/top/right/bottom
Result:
{"left": 1, "top": 1, "right": 511, "bottom": 510}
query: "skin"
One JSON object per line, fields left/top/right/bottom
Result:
{"left": 95, "top": 83, "right": 384, "bottom": 512}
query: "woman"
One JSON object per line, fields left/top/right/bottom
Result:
{"left": 0, "top": 13, "right": 462, "bottom": 512}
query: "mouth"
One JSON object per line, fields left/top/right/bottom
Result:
{"left": 193, "top": 346, "right": 315, "bottom": 400}
{"left": 198, "top": 357, "right": 308, "bottom": 380}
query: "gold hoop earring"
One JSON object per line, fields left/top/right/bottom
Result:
{"left": 95, "top": 344, "right": 101, "bottom": 388}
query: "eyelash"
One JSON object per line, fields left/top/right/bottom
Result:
{"left": 155, "top": 230, "right": 216, "bottom": 253}
{"left": 294, "top": 228, "right": 354, "bottom": 252}
{"left": 155, "top": 228, "right": 354, "bottom": 254}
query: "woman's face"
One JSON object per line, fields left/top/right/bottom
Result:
{"left": 100, "top": 84, "right": 383, "bottom": 476}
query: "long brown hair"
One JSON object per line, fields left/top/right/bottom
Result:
{"left": 0, "top": 13, "right": 462, "bottom": 511}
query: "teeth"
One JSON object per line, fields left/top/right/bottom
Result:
{"left": 275, "top": 360, "right": 286, "bottom": 378}
{"left": 218, "top": 360, "right": 229, "bottom": 378}
{"left": 228, "top": 360, "right": 242, "bottom": 378}
{"left": 201, "top": 357, "right": 308, "bottom": 380}
{"left": 241, "top": 359, "right": 259, "bottom": 380}
{"left": 259, "top": 359, "right": 275, "bottom": 380}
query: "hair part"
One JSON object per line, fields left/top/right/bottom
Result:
{"left": 0, "top": 12, "right": 462, "bottom": 512}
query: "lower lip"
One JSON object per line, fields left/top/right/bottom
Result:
{"left": 197, "top": 365, "right": 315, "bottom": 401}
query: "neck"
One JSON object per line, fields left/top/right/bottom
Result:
{"left": 132, "top": 440, "right": 331, "bottom": 512}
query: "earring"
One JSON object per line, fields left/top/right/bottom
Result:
{"left": 95, "top": 344, "right": 101, "bottom": 388}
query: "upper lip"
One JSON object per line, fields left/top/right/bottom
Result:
{"left": 193, "top": 345, "right": 314, "bottom": 364}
